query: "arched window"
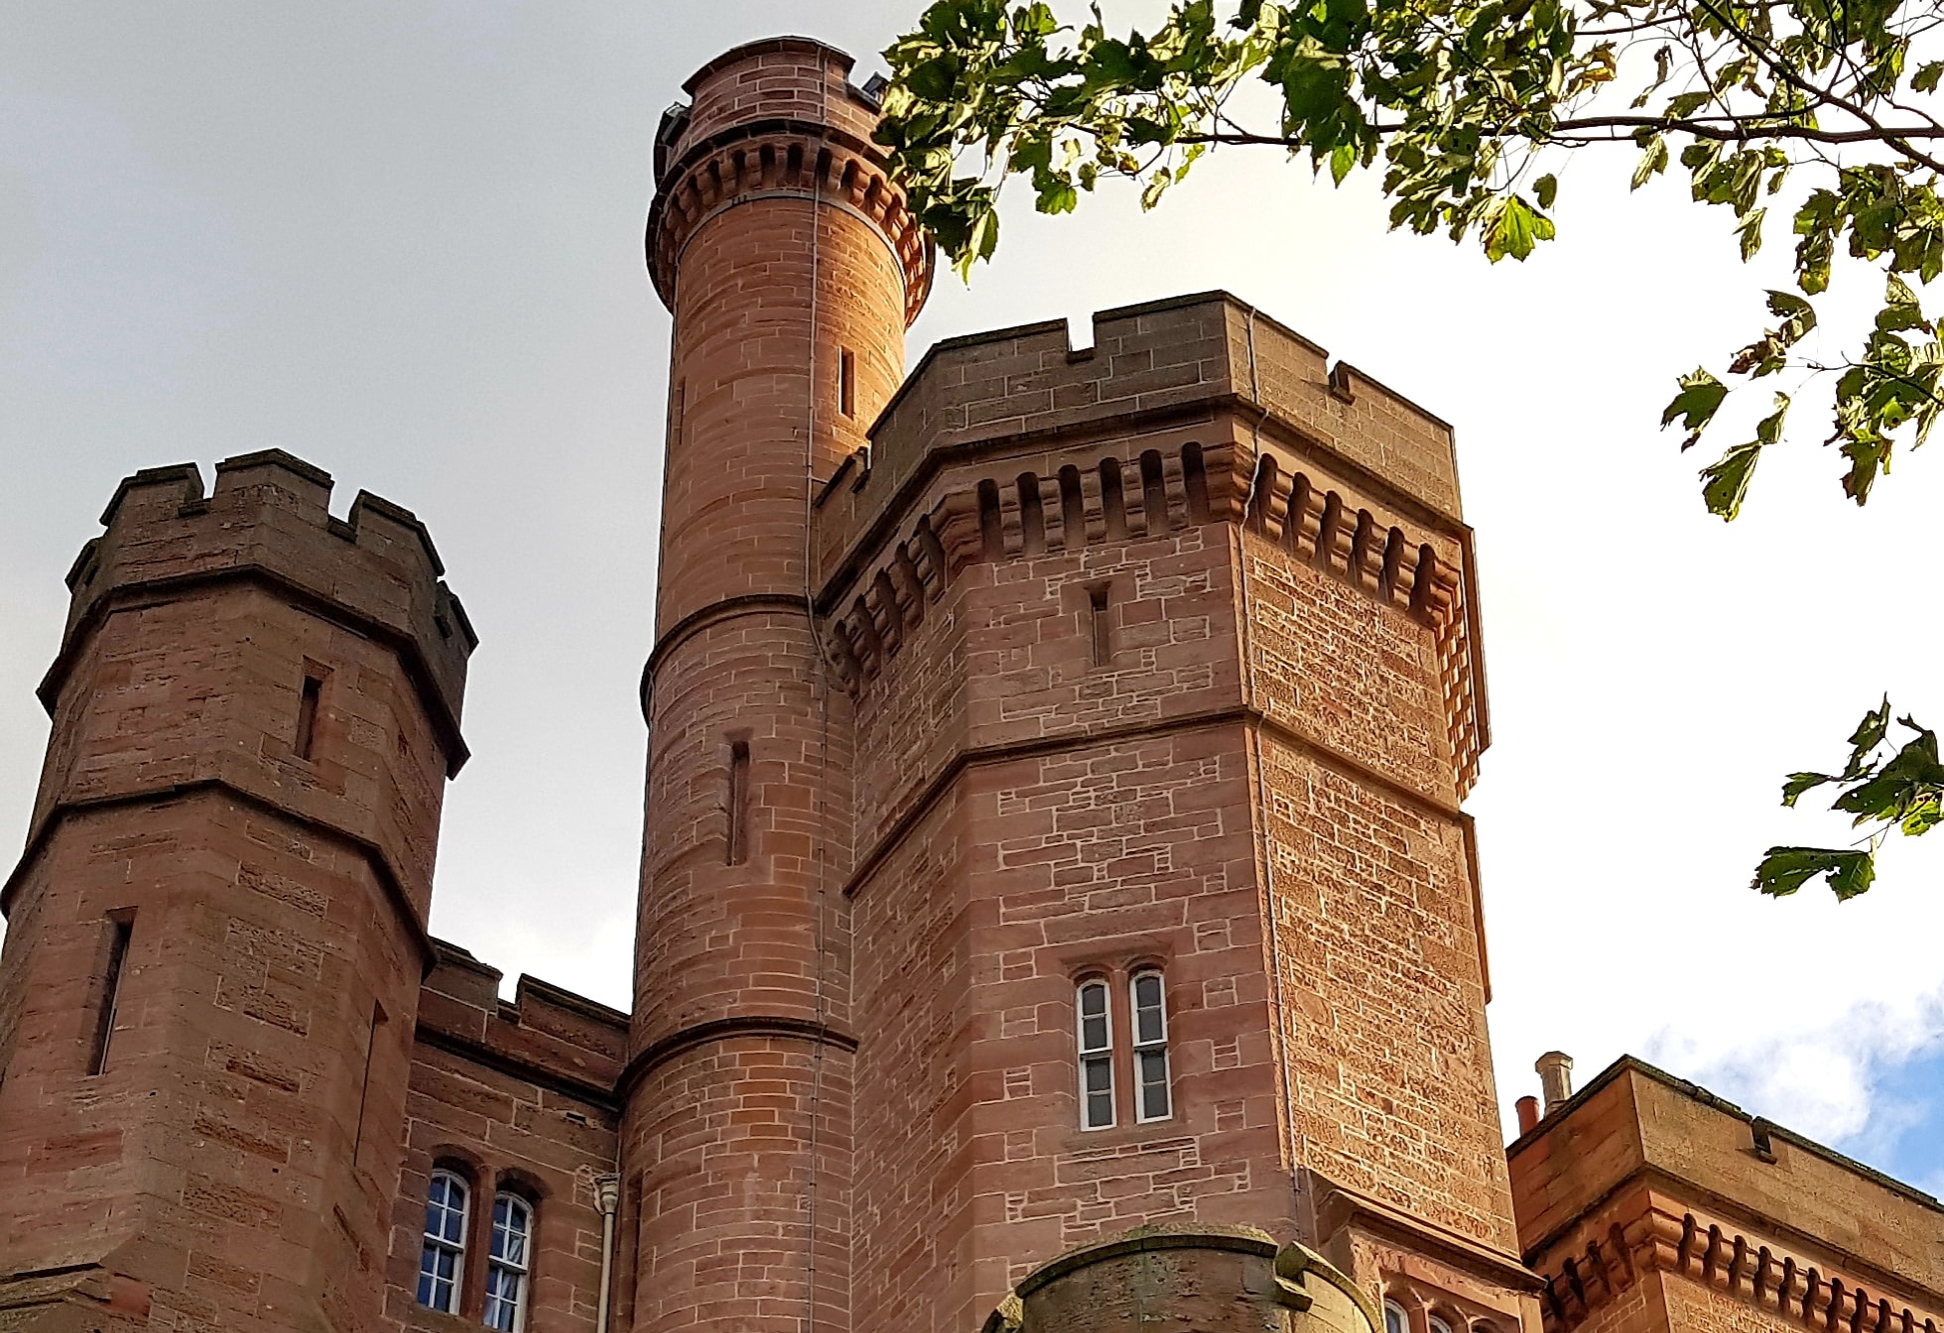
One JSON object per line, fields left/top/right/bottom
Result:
{"left": 1076, "top": 978, "right": 1115, "bottom": 1130}
{"left": 418, "top": 1169, "right": 469, "bottom": 1313}
{"left": 484, "top": 1193, "right": 533, "bottom": 1331}
{"left": 1429, "top": 1315, "right": 1456, "bottom": 1333}
{"left": 1130, "top": 969, "right": 1171, "bottom": 1122}
{"left": 1385, "top": 1302, "right": 1409, "bottom": 1333}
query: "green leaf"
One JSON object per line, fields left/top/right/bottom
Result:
{"left": 1700, "top": 393, "right": 1787, "bottom": 519}
{"left": 1330, "top": 141, "right": 1355, "bottom": 185}
{"left": 1534, "top": 173, "right": 1558, "bottom": 209}
{"left": 1140, "top": 166, "right": 1172, "bottom": 209}
{"left": 1766, "top": 290, "right": 1817, "bottom": 344}
{"left": 1914, "top": 60, "right": 1944, "bottom": 93}
{"left": 1736, "top": 206, "right": 1767, "bottom": 261}
{"left": 1631, "top": 134, "right": 1668, "bottom": 191}
{"left": 1781, "top": 771, "right": 1839, "bottom": 807}
{"left": 1751, "top": 846, "right": 1877, "bottom": 900}
{"left": 1847, "top": 696, "right": 1893, "bottom": 768}
{"left": 1661, "top": 367, "right": 1727, "bottom": 446}
{"left": 1700, "top": 441, "right": 1762, "bottom": 519}
{"left": 1483, "top": 195, "right": 1555, "bottom": 263}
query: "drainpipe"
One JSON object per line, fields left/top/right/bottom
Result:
{"left": 595, "top": 1174, "right": 621, "bottom": 1333}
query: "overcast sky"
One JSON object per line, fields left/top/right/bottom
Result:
{"left": 5, "top": 1, "right": 1940, "bottom": 1197}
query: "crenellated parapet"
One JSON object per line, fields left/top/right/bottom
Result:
{"left": 812, "top": 292, "right": 1489, "bottom": 796}
{"left": 645, "top": 37, "right": 933, "bottom": 326}
{"left": 45, "top": 449, "right": 474, "bottom": 776}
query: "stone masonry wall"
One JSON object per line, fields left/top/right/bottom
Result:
{"left": 385, "top": 946, "right": 624, "bottom": 1333}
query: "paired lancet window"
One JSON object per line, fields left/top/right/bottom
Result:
{"left": 484, "top": 1194, "right": 532, "bottom": 1331}
{"left": 419, "top": 1169, "right": 533, "bottom": 1331}
{"left": 419, "top": 1170, "right": 469, "bottom": 1313}
{"left": 1074, "top": 968, "right": 1173, "bottom": 1131}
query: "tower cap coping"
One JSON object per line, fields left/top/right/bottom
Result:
{"left": 866, "top": 289, "right": 1454, "bottom": 459}
{"left": 1506, "top": 1052, "right": 1944, "bottom": 1215}
{"left": 680, "top": 36, "right": 858, "bottom": 95}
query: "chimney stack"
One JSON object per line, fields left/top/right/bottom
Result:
{"left": 1515, "top": 1096, "right": 1541, "bottom": 1135}
{"left": 1536, "top": 1051, "right": 1574, "bottom": 1113}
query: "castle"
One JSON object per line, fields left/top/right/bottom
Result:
{"left": 1, "top": 34, "right": 1938, "bottom": 1333}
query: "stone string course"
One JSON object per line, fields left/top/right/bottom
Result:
{"left": 3, "top": 31, "right": 1936, "bottom": 1333}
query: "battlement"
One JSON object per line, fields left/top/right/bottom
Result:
{"left": 417, "top": 940, "right": 628, "bottom": 1109}
{"left": 44, "top": 448, "right": 476, "bottom": 774}
{"left": 665, "top": 37, "right": 883, "bottom": 164}
{"left": 646, "top": 37, "right": 932, "bottom": 324}
{"left": 817, "top": 292, "right": 1462, "bottom": 574}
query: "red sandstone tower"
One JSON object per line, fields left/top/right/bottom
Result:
{"left": 633, "top": 33, "right": 1527, "bottom": 1333}
{"left": 0, "top": 452, "right": 472, "bottom": 1333}
{"left": 624, "top": 37, "right": 931, "bottom": 1333}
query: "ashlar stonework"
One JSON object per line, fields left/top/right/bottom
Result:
{"left": 2, "top": 32, "right": 1937, "bottom": 1333}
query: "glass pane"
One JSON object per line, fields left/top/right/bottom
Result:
{"left": 1387, "top": 1306, "right": 1407, "bottom": 1333}
{"left": 485, "top": 1267, "right": 520, "bottom": 1331}
{"left": 1079, "top": 983, "right": 1105, "bottom": 1017}
{"left": 1081, "top": 1012, "right": 1107, "bottom": 1050}
{"left": 1084, "top": 1056, "right": 1111, "bottom": 1093}
{"left": 416, "top": 1253, "right": 436, "bottom": 1308}
{"left": 1086, "top": 1087, "right": 1114, "bottom": 1128}
{"left": 1136, "top": 1006, "right": 1164, "bottom": 1045}
{"left": 492, "top": 1197, "right": 526, "bottom": 1263}
{"left": 1140, "top": 1050, "right": 1171, "bottom": 1120}
{"left": 1134, "top": 973, "right": 1161, "bottom": 1010}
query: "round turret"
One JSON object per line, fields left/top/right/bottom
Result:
{"left": 623, "top": 36, "right": 925, "bottom": 1333}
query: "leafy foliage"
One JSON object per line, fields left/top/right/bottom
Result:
{"left": 877, "top": 0, "right": 1944, "bottom": 516}
{"left": 1753, "top": 699, "right": 1944, "bottom": 899}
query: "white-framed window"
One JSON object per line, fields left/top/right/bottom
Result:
{"left": 1385, "top": 1301, "right": 1409, "bottom": 1333}
{"left": 1130, "top": 969, "right": 1172, "bottom": 1122}
{"left": 483, "top": 1193, "right": 532, "bottom": 1332}
{"left": 1429, "top": 1315, "right": 1456, "bottom": 1333}
{"left": 1076, "top": 978, "right": 1115, "bottom": 1130}
{"left": 418, "top": 1168, "right": 470, "bottom": 1313}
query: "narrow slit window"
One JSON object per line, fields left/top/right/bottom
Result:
{"left": 88, "top": 914, "right": 133, "bottom": 1076}
{"left": 293, "top": 671, "right": 324, "bottom": 760}
{"left": 353, "top": 1002, "right": 387, "bottom": 1164}
{"left": 484, "top": 1193, "right": 533, "bottom": 1332}
{"left": 1088, "top": 584, "right": 1112, "bottom": 669}
{"left": 839, "top": 347, "right": 857, "bottom": 418}
{"left": 1076, "top": 978, "right": 1115, "bottom": 1130}
{"left": 726, "top": 740, "right": 751, "bottom": 866}
{"left": 418, "top": 1169, "right": 470, "bottom": 1313}
{"left": 1130, "top": 969, "right": 1172, "bottom": 1122}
